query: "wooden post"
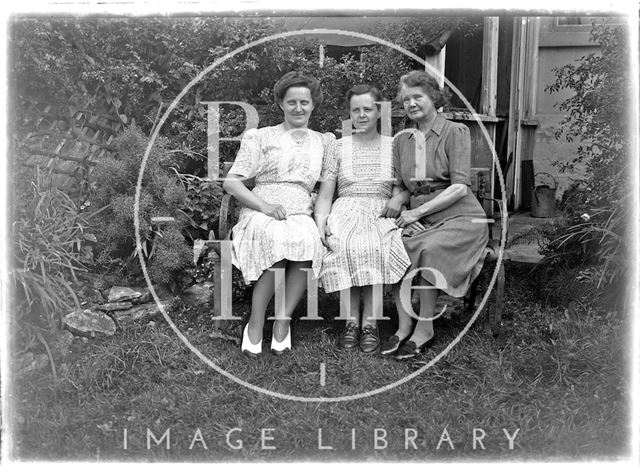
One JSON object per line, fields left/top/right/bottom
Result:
{"left": 523, "top": 18, "right": 540, "bottom": 121}
{"left": 425, "top": 45, "right": 446, "bottom": 88}
{"left": 512, "top": 17, "right": 540, "bottom": 209}
{"left": 480, "top": 17, "right": 499, "bottom": 117}
{"left": 480, "top": 16, "right": 499, "bottom": 217}
{"left": 506, "top": 17, "right": 526, "bottom": 210}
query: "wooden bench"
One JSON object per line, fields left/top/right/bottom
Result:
{"left": 466, "top": 167, "right": 507, "bottom": 337}
{"left": 196, "top": 162, "right": 507, "bottom": 336}
{"left": 192, "top": 162, "right": 253, "bottom": 330}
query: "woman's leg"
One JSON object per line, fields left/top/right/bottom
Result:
{"left": 247, "top": 259, "right": 286, "bottom": 344}
{"left": 409, "top": 276, "right": 437, "bottom": 345}
{"left": 392, "top": 282, "right": 413, "bottom": 340}
{"left": 272, "top": 260, "right": 312, "bottom": 341}
{"left": 347, "top": 286, "right": 362, "bottom": 325}
{"left": 360, "top": 285, "right": 381, "bottom": 352}
{"left": 361, "top": 285, "right": 378, "bottom": 329}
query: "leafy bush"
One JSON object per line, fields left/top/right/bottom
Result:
{"left": 546, "top": 21, "right": 628, "bottom": 207}
{"left": 176, "top": 173, "right": 224, "bottom": 240}
{"left": 541, "top": 20, "right": 629, "bottom": 305}
{"left": 12, "top": 16, "right": 479, "bottom": 296}
{"left": 11, "top": 167, "right": 94, "bottom": 347}
{"left": 12, "top": 16, "right": 476, "bottom": 175}
{"left": 88, "top": 126, "right": 191, "bottom": 289}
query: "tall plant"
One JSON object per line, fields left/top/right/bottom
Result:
{"left": 11, "top": 167, "right": 94, "bottom": 349}
{"left": 543, "top": 20, "right": 629, "bottom": 297}
{"left": 546, "top": 20, "right": 628, "bottom": 207}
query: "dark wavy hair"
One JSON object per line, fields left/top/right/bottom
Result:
{"left": 397, "top": 70, "right": 451, "bottom": 108}
{"left": 273, "top": 71, "right": 323, "bottom": 106}
{"left": 345, "top": 83, "right": 383, "bottom": 109}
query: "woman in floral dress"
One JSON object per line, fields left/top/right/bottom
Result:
{"left": 223, "top": 71, "right": 335, "bottom": 358}
{"left": 315, "top": 84, "right": 410, "bottom": 353}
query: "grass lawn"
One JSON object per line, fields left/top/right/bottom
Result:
{"left": 11, "top": 265, "right": 631, "bottom": 462}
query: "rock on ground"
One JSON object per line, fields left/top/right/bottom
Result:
{"left": 107, "top": 286, "right": 142, "bottom": 303}
{"left": 114, "top": 298, "right": 181, "bottom": 325}
{"left": 131, "top": 288, "right": 152, "bottom": 304}
{"left": 62, "top": 309, "right": 116, "bottom": 337}
{"left": 96, "top": 302, "right": 133, "bottom": 312}
{"left": 78, "top": 285, "right": 105, "bottom": 305}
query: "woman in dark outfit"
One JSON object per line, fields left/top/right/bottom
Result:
{"left": 380, "top": 70, "right": 489, "bottom": 360}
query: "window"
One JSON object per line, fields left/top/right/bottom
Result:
{"left": 554, "top": 16, "right": 624, "bottom": 31}
{"left": 556, "top": 17, "right": 588, "bottom": 26}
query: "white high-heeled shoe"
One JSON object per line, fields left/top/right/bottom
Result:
{"left": 270, "top": 322, "right": 291, "bottom": 355}
{"left": 241, "top": 324, "right": 262, "bottom": 358}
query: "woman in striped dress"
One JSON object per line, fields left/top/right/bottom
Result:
{"left": 315, "top": 84, "right": 411, "bottom": 353}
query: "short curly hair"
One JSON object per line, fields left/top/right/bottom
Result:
{"left": 273, "top": 71, "right": 323, "bottom": 106}
{"left": 345, "top": 83, "right": 383, "bottom": 109}
{"left": 397, "top": 70, "right": 451, "bottom": 109}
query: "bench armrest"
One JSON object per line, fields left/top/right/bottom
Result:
{"left": 218, "top": 193, "right": 236, "bottom": 240}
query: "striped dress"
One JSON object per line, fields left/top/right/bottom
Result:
{"left": 319, "top": 136, "right": 411, "bottom": 293}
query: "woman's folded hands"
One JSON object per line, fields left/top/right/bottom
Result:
{"left": 381, "top": 194, "right": 405, "bottom": 218}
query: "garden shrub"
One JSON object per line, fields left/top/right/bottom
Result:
{"left": 88, "top": 125, "right": 191, "bottom": 289}
{"left": 12, "top": 15, "right": 477, "bottom": 188}
{"left": 13, "top": 16, "right": 476, "bottom": 172}
{"left": 12, "top": 16, "right": 479, "bottom": 300}
{"left": 540, "top": 20, "right": 629, "bottom": 308}
{"left": 547, "top": 21, "right": 628, "bottom": 207}
{"left": 177, "top": 173, "right": 224, "bottom": 241}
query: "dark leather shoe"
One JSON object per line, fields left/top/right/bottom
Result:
{"left": 380, "top": 334, "right": 407, "bottom": 357}
{"left": 359, "top": 325, "right": 380, "bottom": 353}
{"left": 394, "top": 337, "right": 435, "bottom": 361}
{"left": 338, "top": 322, "right": 360, "bottom": 350}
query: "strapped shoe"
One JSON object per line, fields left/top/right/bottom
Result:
{"left": 359, "top": 324, "right": 380, "bottom": 354}
{"left": 394, "top": 336, "right": 435, "bottom": 361}
{"left": 379, "top": 334, "right": 408, "bottom": 357}
{"left": 337, "top": 321, "right": 360, "bottom": 350}
{"left": 270, "top": 322, "right": 291, "bottom": 356}
{"left": 241, "top": 324, "right": 262, "bottom": 358}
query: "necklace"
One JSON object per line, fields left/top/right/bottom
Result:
{"left": 290, "top": 130, "right": 308, "bottom": 146}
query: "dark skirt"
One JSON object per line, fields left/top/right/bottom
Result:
{"left": 401, "top": 187, "right": 489, "bottom": 298}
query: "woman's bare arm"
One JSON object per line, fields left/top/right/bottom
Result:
{"left": 222, "top": 175, "right": 286, "bottom": 220}
{"left": 314, "top": 179, "right": 336, "bottom": 247}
